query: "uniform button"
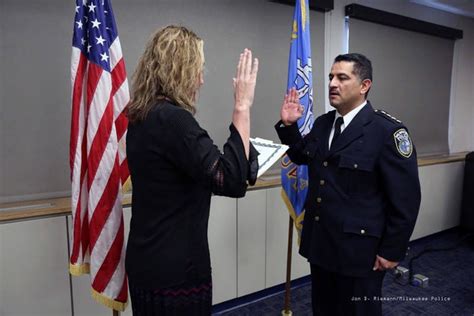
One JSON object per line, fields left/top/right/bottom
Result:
{"left": 314, "top": 216, "right": 320, "bottom": 222}
{"left": 320, "top": 180, "right": 325, "bottom": 185}
{"left": 316, "top": 197, "right": 322, "bottom": 203}
{"left": 354, "top": 164, "right": 358, "bottom": 169}
{"left": 306, "top": 151, "right": 310, "bottom": 156}
{"left": 323, "top": 161, "right": 328, "bottom": 167}
{"left": 360, "top": 229, "right": 366, "bottom": 235}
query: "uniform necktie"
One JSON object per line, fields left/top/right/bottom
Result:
{"left": 332, "top": 117, "right": 344, "bottom": 147}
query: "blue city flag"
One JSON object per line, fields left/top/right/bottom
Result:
{"left": 281, "top": 0, "right": 314, "bottom": 237}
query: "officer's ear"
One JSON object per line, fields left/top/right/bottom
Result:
{"left": 360, "top": 79, "right": 372, "bottom": 97}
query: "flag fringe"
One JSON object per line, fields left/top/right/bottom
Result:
{"left": 280, "top": 189, "right": 305, "bottom": 230}
{"left": 91, "top": 287, "right": 128, "bottom": 312}
{"left": 69, "top": 263, "right": 90, "bottom": 276}
{"left": 281, "top": 189, "right": 305, "bottom": 244}
{"left": 122, "top": 176, "right": 132, "bottom": 193}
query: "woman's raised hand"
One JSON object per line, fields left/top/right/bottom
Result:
{"left": 233, "top": 49, "right": 259, "bottom": 111}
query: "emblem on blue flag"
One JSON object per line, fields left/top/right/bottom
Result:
{"left": 281, "top": 0, "right": 314, "bottom": 237}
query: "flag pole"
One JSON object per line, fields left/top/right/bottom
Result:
{"left": 282, "top": 216, "right": 294, "bottom": 316}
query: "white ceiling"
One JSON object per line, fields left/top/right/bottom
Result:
{"left": 411, "top": 0, "right": 474, "bottom": 18}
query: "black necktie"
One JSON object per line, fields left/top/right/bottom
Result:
{"left": 332, "top": 117, "right": 344, "bottom": 147}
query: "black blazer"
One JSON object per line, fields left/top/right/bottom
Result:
{"left": 126, "top": 101, "right": 258, "bottom": 288}
{"left": 276, "top": 102, "right": 421, "bottom": 277}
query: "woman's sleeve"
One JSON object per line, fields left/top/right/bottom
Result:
{"left": 164, "top": 109, "right": 258, "bottom": 198}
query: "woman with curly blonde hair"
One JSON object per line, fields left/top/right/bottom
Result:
{"left": 125, "top": 25, "right": 259, "bottom": 315}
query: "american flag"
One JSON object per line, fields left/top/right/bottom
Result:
{"left": 69, "top": 0, "right": 129, "bottom": 311}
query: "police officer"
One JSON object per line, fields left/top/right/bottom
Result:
{"left": 275, "top": 53, "right": 421, "bottom": 316}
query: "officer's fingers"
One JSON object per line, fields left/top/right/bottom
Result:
{"left": 286, "top": 89, "right": 293, "bottom": 103}
{"left": 287, "top": 88, "right": 293, "bottom": 103}
{"left": 291, "top": 88, "right": 298, "bottom": 102}
{"left": 377, "top": 255, "right": 395, "bottom": 270}
{"left": 373, "top": 258, "right": 380, "bottom": 271}
{"left": 283, "top": 94, "right": 289, "bottom": 106}
{"left": 385, "top": 261, "right": 398, "bottom": 270}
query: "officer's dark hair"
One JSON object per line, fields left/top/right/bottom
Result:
{"left": 334, "top": 53, "right": 372, "bottom": 98}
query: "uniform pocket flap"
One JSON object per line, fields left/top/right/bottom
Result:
{"left": 343, "top": 219, "right": 383, "bottom": 238}
{"left": 338, "top": 155, "right": 374, "bottom": 171}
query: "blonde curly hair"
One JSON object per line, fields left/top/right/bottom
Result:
{"left": 127, "top": 25, "right": 204, "bottom": 122}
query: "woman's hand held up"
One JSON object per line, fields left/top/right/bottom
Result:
{"left": 233, "top": 48, "right": 258, "bottom": 111}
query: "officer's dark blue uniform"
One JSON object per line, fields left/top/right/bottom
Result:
{"left": 275, "top": 101, "right": 421, "bottom": 315}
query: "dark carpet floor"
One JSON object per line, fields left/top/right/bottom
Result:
{"left": 214, "top": 228, "right": 474, "bottom": 315}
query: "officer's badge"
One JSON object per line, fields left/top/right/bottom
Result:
{"left": 393, "top": 129, "right": 413, "bottom": 158}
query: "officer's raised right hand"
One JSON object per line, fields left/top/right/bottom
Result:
{"left": 280, "top": 87, "right": 304, "bottom": 126}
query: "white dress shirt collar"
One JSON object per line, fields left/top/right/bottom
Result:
{"left": 334, "top": 100, "right": 367, "bottom": 132}
{"left": 329, "top": 100, "right": 367, "bottom": 148}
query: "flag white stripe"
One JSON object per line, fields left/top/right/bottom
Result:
{"left": 86, "top": 72, "right": 112, "bottom": 155}
{"left": 109, "top": 38, "right": 123, "bottom": 70}
{"left": 113, "top": 80, "right": 129, "bottom": 119}
{"left": 71, "top": 48, "right": 82, "bottom": 86}
{"left": 118, "top": 133, "right": 127, "bottom": 166}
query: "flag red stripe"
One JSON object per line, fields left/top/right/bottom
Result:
{"left": 92, "top": 215, "right": 124, "bottom": 292}
{"left": 70, "top": 53, "right": 87, "bottom": 264}
{"left": 89, "top": 156, "right": 121, "bottom": 250}
{"left": 81, "top": 202, "right": 90, "bottom": 260}
{"left": 111, "top": 58, "right": 127, "bottom": 96}
{"left": 70, "top": 53, "right": 87, "bottom": 176}
{"left": 111, "top": 59, "right": 128, "bottom": 140}
{"left": 115, "top": 112, "right": 128, "bottom": 142}
{"left": 116, "top": 273, "right": 129, "bottom": 303}
{"left": 120, "top": 159, "right": 129, "bottom": 185}
{"left": 73, "top": 137, "right": 91, "bottom": 262}
{"left": 86, "top": 64, "right": 103, "bottom": 114}
{"left": 70, "top": 197, "right": 83, "bottom": 264}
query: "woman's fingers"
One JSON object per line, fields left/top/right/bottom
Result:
{"left": 236, "top": 49, "right": 258, "bottom": 81}
{"left": 251, "top": 58, "right": 259, "bottom": 79}
{"left": 239, "top": 49, "right": 246, "bottom": 79}
{"left": 236, "top": 52, "right": 243, "bottom": 79}
{"left": 245, "top": 49, "right": 252, "bottom": 77}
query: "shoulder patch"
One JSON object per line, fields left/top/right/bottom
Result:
{"left": 374, "top": 109, "right": 402, "bottom": 123}
{"left": 393, "top": 128, "right": 413, "bottom": 158}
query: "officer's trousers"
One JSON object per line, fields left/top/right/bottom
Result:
{"left": 310, "top": 264, "right": 386, "bottom": 316}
